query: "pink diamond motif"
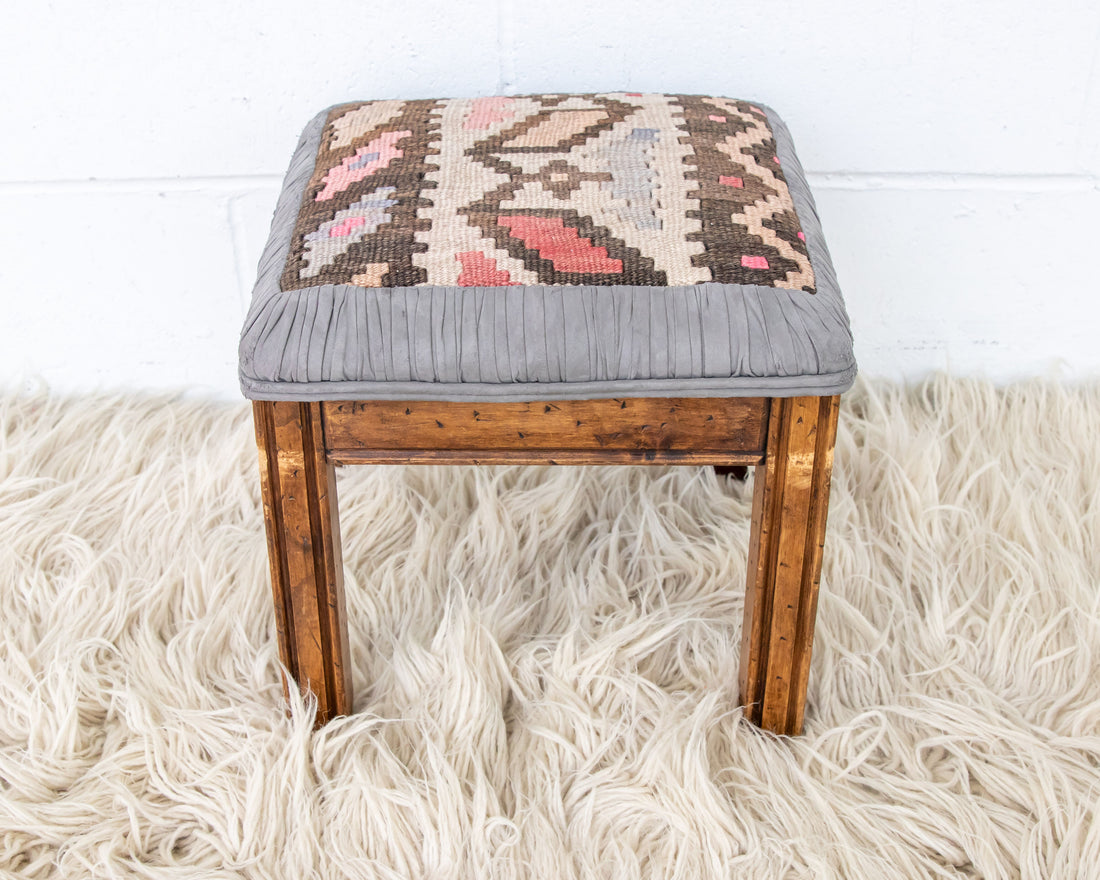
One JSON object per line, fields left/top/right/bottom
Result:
{"left": 719, "top": 175, "right": 744, "bottom": 188}
{"left": 741, "top": 255, "right": 770, "bottom": 270}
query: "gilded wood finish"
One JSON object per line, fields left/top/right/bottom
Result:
{"left": 322, "top": 397, "right": 768, "bottom": 466}
{"left": 253, "top": 401, "right": 352, "bottom": 724}
{"left": 738, "top": 395, "right": 840, "bottom": 735}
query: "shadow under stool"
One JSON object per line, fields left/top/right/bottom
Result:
{"left": 239, "top": 93, "right": 856, "bottom": 736}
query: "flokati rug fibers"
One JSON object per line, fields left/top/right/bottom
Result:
{"left": 0, "top": 376, "right": 1098, "bottom": 878}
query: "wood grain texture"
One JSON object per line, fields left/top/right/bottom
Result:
{"left": 252, "top": 392, "right": 838, "bottom": 737}
{"left": 253, "top": 401, "right": 352, "bottom": 725}
{"left": 738, "top": 395, "right": 840, "bottom": 736}
{"left": 322, "top": 397, "right": 768, "bottom": 466}
{"left": 328, "top": 448, "right": 763, "bottom": 466}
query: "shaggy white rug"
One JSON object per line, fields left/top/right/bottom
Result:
{"left": 0, "top": 377, "right": 1098, "bottom": 879}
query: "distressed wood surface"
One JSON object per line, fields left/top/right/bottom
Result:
{"left": 253, "top": 401, "right": 352, "bottom": 725}
{"left": 738, "top": 395, "right": 840, "bottom": 735}
{"left": 322, "top": 397, "right": 768, "bottom": 466}
{"left": 251, "top": 391, "right": 840, "bottom": 737}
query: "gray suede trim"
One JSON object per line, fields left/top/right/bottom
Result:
{"left": 238, "top": 100, "right": 856, "bottom": 401}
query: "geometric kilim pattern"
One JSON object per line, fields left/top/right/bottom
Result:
{"left": 280, "top": 94, "right": 816, "bottom": 293}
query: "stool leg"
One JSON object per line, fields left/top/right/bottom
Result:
{"left": 253, "top": 401, "right": 352, "bottom": 725}
{"left": 739, "top": 396, "right": 839, "bottom": 735}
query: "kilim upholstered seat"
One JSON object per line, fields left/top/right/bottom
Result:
{"left": 240, "top": 93, "right": 856, "bottom": 735}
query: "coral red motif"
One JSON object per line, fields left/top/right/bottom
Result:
{"left": 456, "top": 251, "right": 517, "bottom": 286}
{"left": 498, "top": 216, "right": 623, "bottom": 274}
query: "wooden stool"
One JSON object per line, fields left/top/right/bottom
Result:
{"left": 239, "top": 93, "right": 855, "bottom": 736}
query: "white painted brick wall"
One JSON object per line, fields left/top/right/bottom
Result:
{"left": 2, "top": 0, "right": 1098, "bottom": 397}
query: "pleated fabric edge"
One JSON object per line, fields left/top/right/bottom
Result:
{"left": 238, "top": 100, "right": 857, "bottom": 402}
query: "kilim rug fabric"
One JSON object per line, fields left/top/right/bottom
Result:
{"left": 279, "top": 94, "right": 815, "bottom": 292}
